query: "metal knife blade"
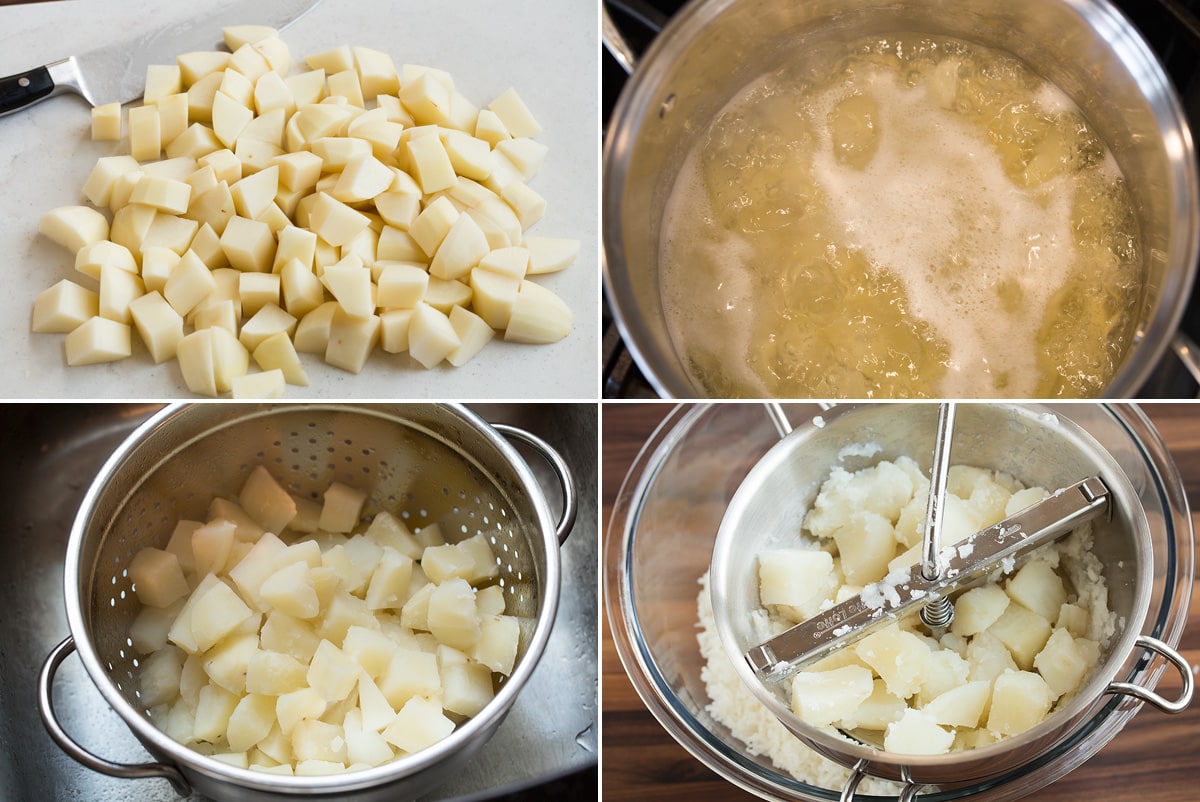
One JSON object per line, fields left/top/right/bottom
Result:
{"left": 0, "top": 0, "right": 322, "bottom": 118}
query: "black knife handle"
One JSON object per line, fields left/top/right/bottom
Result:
{"left": 0, "top": 65, "right": 55, "bottom": 117}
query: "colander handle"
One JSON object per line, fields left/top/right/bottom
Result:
{"left": 493, "top": 423, "right": 577, "bottom": 545}
{"left": 38, "top": 637, "right": 192, "bottom": 797}
{"left": 1104, "top": 634, "right": 1194, "bottom": 714}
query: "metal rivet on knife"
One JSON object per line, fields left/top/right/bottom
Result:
{"left": 18, "top": 77, "right": 30, "bottom": 88}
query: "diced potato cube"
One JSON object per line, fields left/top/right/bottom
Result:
{"left": 343, "top": 625, "right": 400, "bottom": 679}
{"left": 503, "top": 280, "right": 572, "bottom": 344}
{"left": 1033, "top": 628, "right": 1100, "bottom": 699}
{"left": 130, "top": 599, "right": 186, "bottom": 655}
{"left": 427, "top": 578, "right": 480, "bottom": 651}
{"left": 965, "top": 631, "right": 1019, "bottom": 684}
{"left": 379, "top": 648, "right": 441, "bottom": 710}
{"left": 239, "top": 465, "right": 297, "bottom": 534}
{"left": 447, "top": 305, "right": 494, "bottom": 367}
{"left": 1056, "top": 602, "right": 1089, "bottom": 639}
{"left": 39, "top": 205, "right": 110, "bottom": 254}
{"left": 65, "top": 316, "right": 132, "bottom": 365}
{"left": 442, "top": 660, "right": 494, "bottom": 717}
{"left": 421, "top": 543, "right": 475, "bottom": 585}
{"left": 429, "top": 214, "right": 489, "bottom": 280}
{"left": 381, "top": 696, "right": 454, "bottom": 753}
{"left": 856, "top": 625, "right": 930, "bottom": 700}
{"left": 987, "top": 670, "right": 1054, "bottom": 735}
{"left": 918, "top": 648, "right": 971, "bottom": 703}
{"left": 524, "top": 237, "right": 579, "bottom": 275}
{"left": 841, "top": 679, "right": 905, "bottom": 730}
{"left": 191, "top": 519, "right": 235, "bottom": 578}
{"left": 227, "top": 693, "right": 276, "bottom": 752}
{"left": 91, "top": 102, "right": 122, "bottom": 140}
{"left": 487, "top": 88, "right": 540, "bottom": 138}
{"left": 318, "top": 482, "right": 368, "bottom": 533}
{"left": 228, "top": 531, "right": 287, "bottom": 604}
{"left": 220, "top": 215, "right": 276, "bottom": 272}
{"left": 951, "top": 584, "right": 1011, "bottom": 637}
{"left": 365, "top": 548, "right": 414, "bottom": 611}
{"left": 129, "top": 547, "right": 190, "bottom": 608}
{"left": 190, "top": 575, "right": 255, "bottom": 652}
{"left": 987, "top": 602, "right": 1052, "bottom": 670}
{"left": 307, "top": 639, "right": 360, "bottom": 703}
{"left": 202, "top": 633, "right": 259, "bottom": 694}
{"left": 128, "top": 291, "right": 184, "bottom": 363}
{"left": 32, "top": 280, "right": 99, "bottom": 334}
{"left": 757, "top": 549, "right": 836, "bottom": 619}
{"left": 260, "top": 560, "right": 320, "bottom": 619}
{"left": 140, "top": 645, "right": 185, "bottom": 707}
{"left": 470, "top": 615, "right": 520, "bottom": 675}
{"left": 130, "top": 104, "right": 163, "bottom": 160}
{"left": 790, "top": 665, "right": 874, "bottom": 727}
{"left": 884, "top": 709, "right": 954, "bottom": 755}
{"left": 246, "top": 650, "right": 309, "bottom": 696}
{"left": 276, "top": 687, "right": 327, "bottom": 736}
{"left": 1004, "top": 559, "right": 1067, "bottom": 622}
{"left": 400, "top": 582, "right": 436, "bottom": 632}
{"left": 922, "top": 680, "right": 991, "bottom": 728}
{"left": 316, "top": 590, "right": 377, "bottom": 645}
{"left": 194, "top": 682, "right": 240, "bottom": 743}
{"left": 260, "top": 611, "right": 321, "bottom": 663}
{"left": 308, "top": 192, "right": 370, "bottom": 247}
{"left": 291, "top": 718, "right": 347, "bottom": 764}
{"left": 209, "top": 497, "right": 265, "bottom": 542}
{"left": 475, "top": 585, "right": 506, "bottom": 617}
{"left": 832, "top": 512, "right": 895, "bottom": 585}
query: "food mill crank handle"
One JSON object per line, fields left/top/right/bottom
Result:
{"left": 746, "top": 475, "right": 1111, "bottom": 682}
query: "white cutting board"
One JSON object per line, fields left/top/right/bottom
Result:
{"left": 0, "top": 0, "right": 598, "bottom": 400}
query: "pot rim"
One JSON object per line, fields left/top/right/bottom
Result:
{"left": 62, "top": 402, "right": 563, "bottom": 795}
{"left": 601, "top": 0, "right": 1200, "bottom": 399}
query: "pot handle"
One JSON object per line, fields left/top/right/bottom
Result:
{"left": 38, "top": 636, "right": 192, "bottom": 797}
{"left": 1104, "top": 634, "right": 1194, "bottom": 714}
{"left": 493, "top": 423, "right": 578, "bottom": 546}
{"left": 603, "top": 5, "right": 638, "bottom": 74}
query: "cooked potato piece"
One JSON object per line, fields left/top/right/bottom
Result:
{"left": 790, "top": 665, "right": 874, "bottom": 727}
{"left": 987, "top": 671, "right": 1054, "bottom": 735}
{"left": 884, "top": 709, "right": 953, "bottom": 755}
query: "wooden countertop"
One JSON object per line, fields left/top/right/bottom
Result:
{"left": 602, "top": 403, "right": 1200, "bottom": 801}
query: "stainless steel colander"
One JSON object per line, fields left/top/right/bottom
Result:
{"left": 710, "top": 403, "right": 1193, "bottom": 796}
{"left": 38, "top": 403, "right": 576, "bottom": 802}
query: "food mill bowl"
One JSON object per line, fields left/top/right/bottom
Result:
{"left": 39, "top": 403, "right": 575, "bottom": 802}
{"left": 605, "top": 403, "right": 1193, "bottom": 801}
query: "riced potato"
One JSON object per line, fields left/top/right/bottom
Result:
{"left": 127, "top": 465, "right": 519, "bottom": 774}
{"left": 755, "top": 457, "right": 1114, "bottom": 754}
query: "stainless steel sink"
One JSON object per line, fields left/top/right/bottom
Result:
{"left": 0, "top": 404, "right": 597, "bottom": 802}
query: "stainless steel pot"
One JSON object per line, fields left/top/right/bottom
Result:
{"left": 709, "top": 403, "right": 1193, "bottom": 793}
{"left": 602, "top": 0, "right": 1200, "bottom": 398}
{"left": 38, "top": 403, "right": 577, "bottom": 801}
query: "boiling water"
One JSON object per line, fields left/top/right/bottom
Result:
{"left": 660, "top": 36, "right": 1142, "bottom": 398}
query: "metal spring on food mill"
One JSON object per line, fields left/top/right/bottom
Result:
{"left": 920, "top": 595, "right": 954, "bottom": 629}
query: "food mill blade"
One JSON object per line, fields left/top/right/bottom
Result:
{"left": 745, "top": 475, "right": 1111, "bottom": 682}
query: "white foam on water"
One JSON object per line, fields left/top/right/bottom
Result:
{"left": 808, "top": 68, "right": 1079, "bottom": 397}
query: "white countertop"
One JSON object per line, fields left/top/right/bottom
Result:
{"left": 0, "top": 0, "right": 599, "bottom": 399}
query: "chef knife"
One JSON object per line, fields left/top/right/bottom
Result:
{"left": 0, "top": 0, "right": 322, "bottom": 118}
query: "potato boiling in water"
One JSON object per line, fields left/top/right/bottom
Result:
{"left": 660, "top": 35, "right": 1142, "bottom": 398}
